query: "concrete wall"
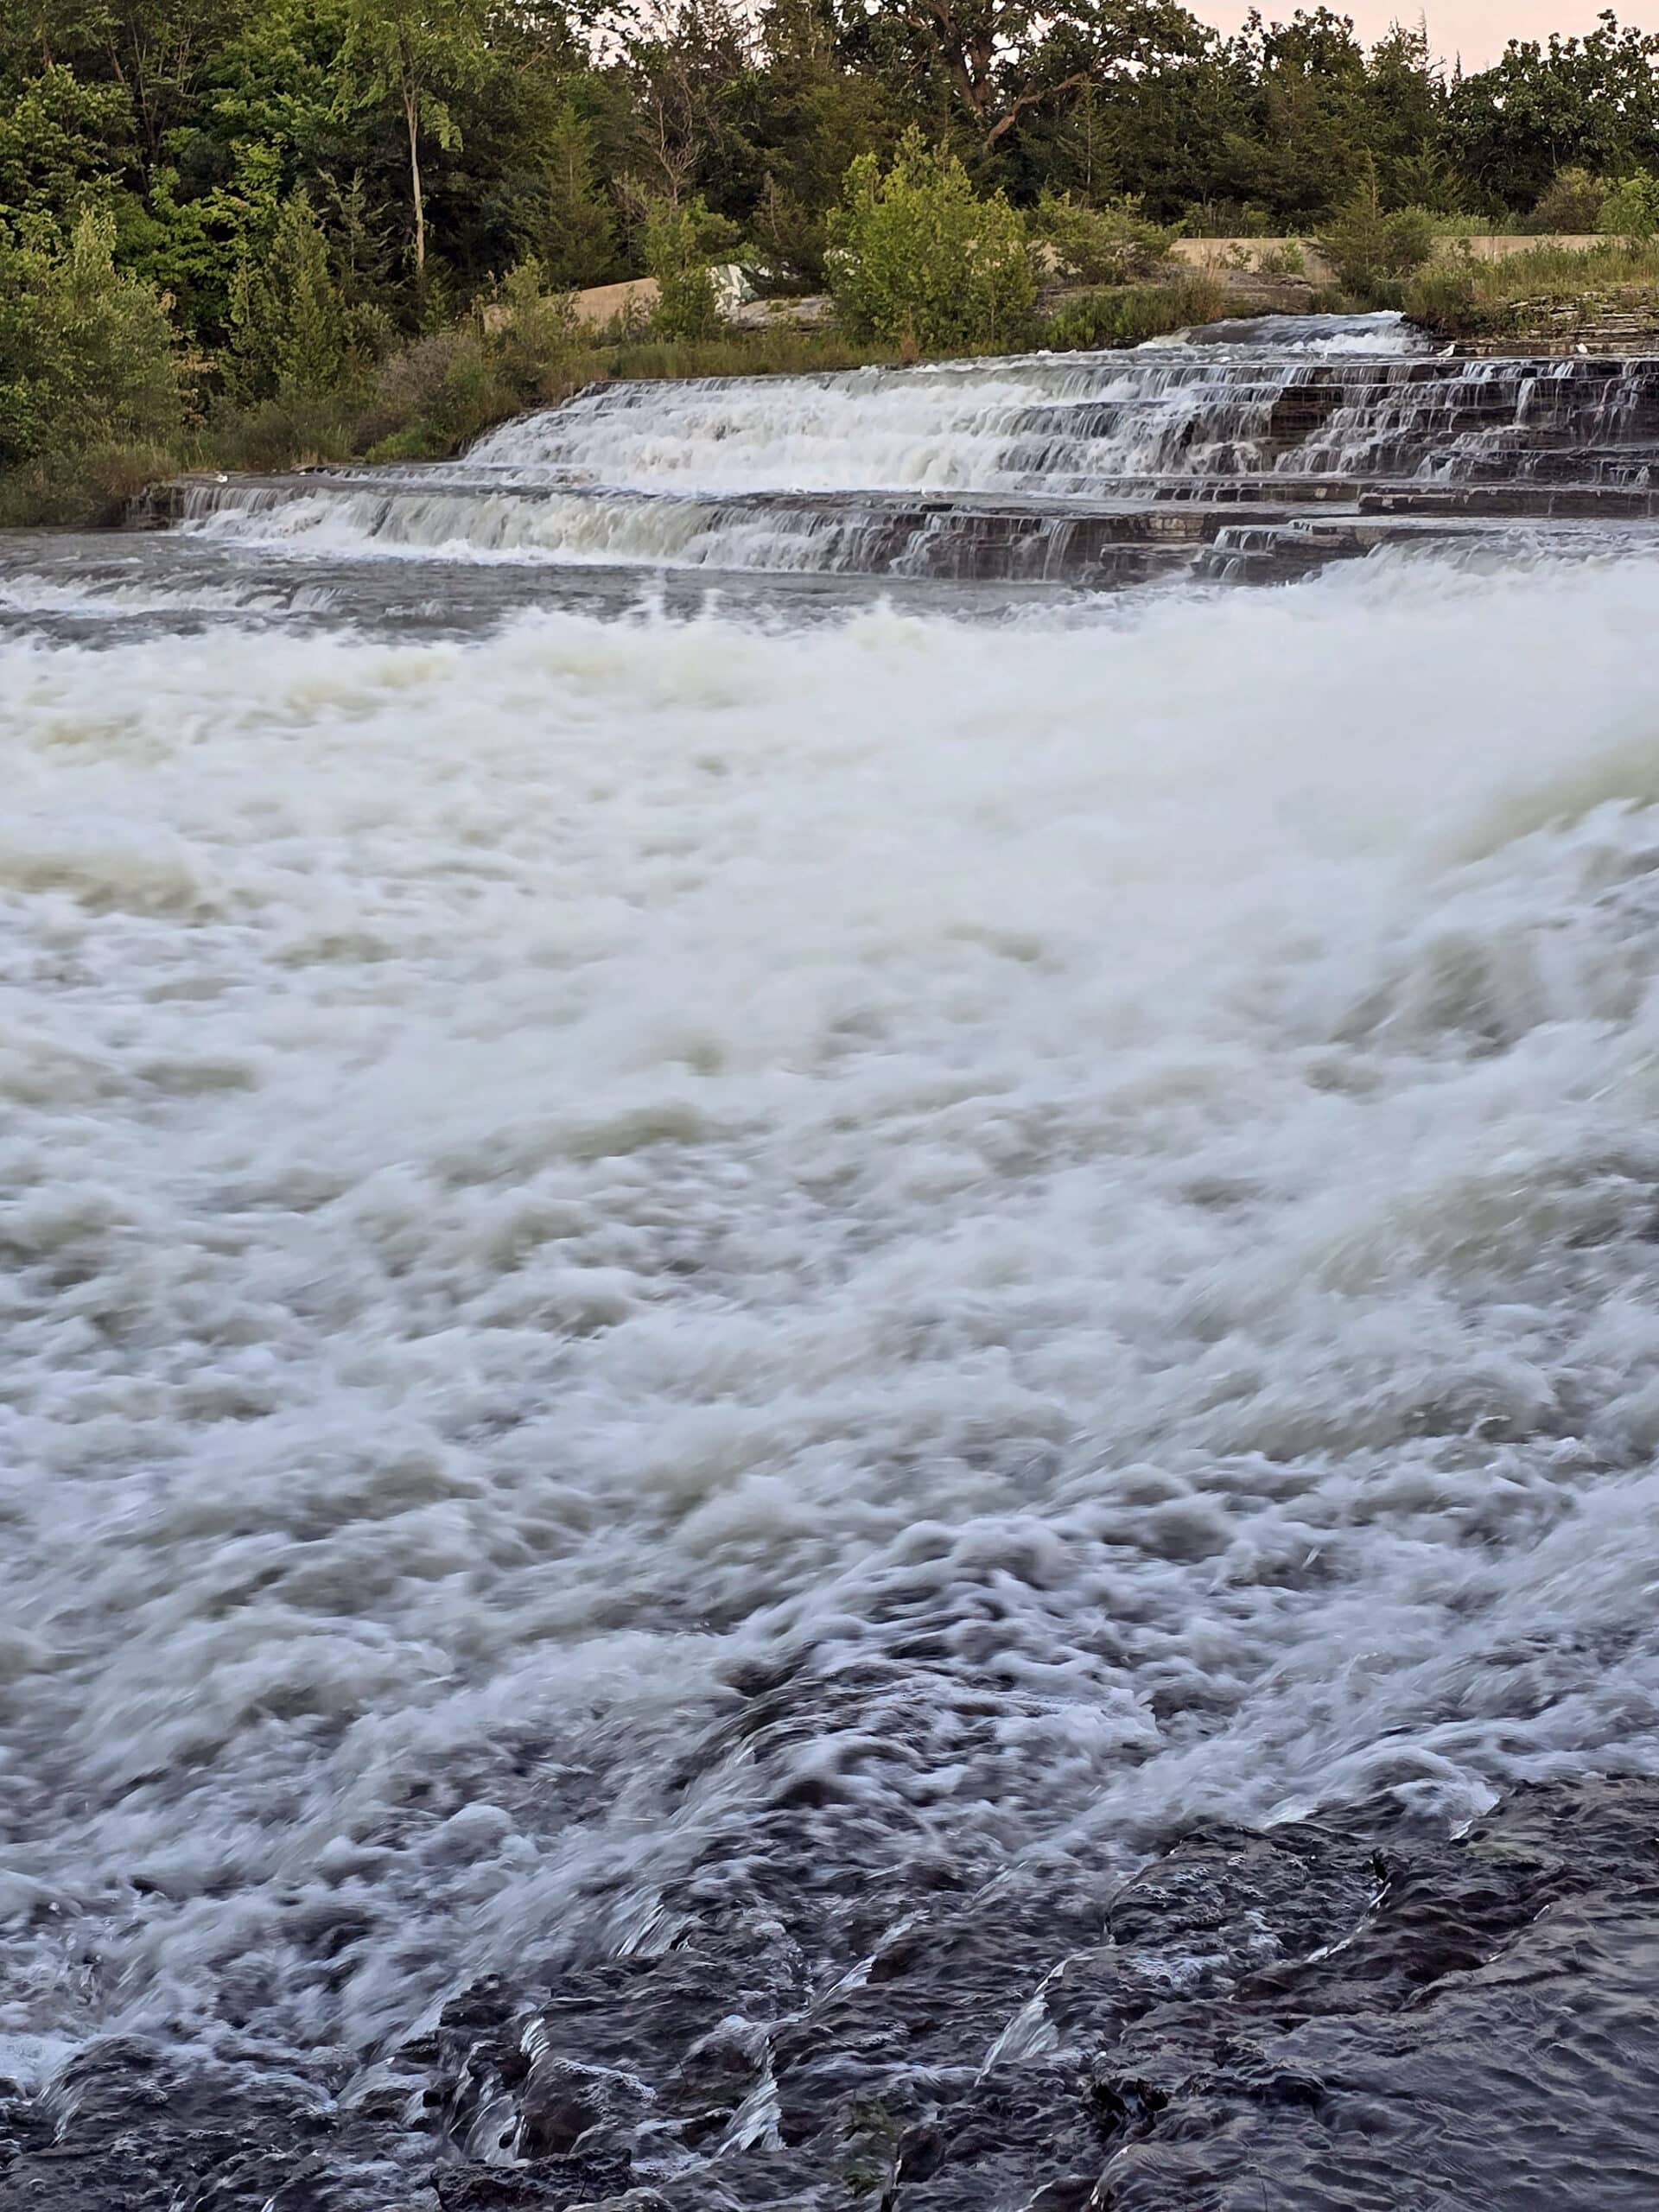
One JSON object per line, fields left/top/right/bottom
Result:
{"left": 569, "top": 237, "right": 1611, "bottom": 331}
{"left": 569, "top": 276, "right": 658, "bottom": 329}
{"left": 1172, "top": 233, "right": 1605, "bottom": 287}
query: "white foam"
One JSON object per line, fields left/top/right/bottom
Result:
{"left": 6, "top": 553, "right": 1659, "bottom": 2075}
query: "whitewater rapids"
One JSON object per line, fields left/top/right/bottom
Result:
{"left": 5, "top": 540, "right": 1659, "bottom": 2132}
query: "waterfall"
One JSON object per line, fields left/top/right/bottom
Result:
{"left": 167, "top": 320, "right": 1659, "bottom": 591}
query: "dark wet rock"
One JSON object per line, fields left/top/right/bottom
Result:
{"left": 8, "top": 1776, "right": 1659, "bottom": 2209}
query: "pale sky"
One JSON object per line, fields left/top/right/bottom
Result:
{"left": 1191, "top": 0, "right": 1652, "bottom": 71}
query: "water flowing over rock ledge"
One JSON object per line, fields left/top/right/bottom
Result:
{"left": 133, "top": 334, "right": 1659, "bottom": 595}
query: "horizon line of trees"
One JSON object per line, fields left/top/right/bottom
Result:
{"left": 10, "top": 1, "right": 1659, "bottom": 334}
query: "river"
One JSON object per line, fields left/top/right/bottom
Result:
{"left": 4, "top": 313, "right": 1659, "bottom": 2207}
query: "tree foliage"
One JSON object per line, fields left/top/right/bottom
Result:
{"left": 828, "top": 128, "right": 1035, "bottom": 350}
{"left": 641, "top": 192, "right": 741, "bottom": 339}
{"left": 1598, "top": 167, "right": 1659, "bottom": 239}
{"left": 1319, "top": 168, "right": 1437, "bottom": 293}
{"left": 0, "top": 208, "right": 181, "bottom": 464}
{"left": 7, "top": 0, "right": 1659, "bottom": 460}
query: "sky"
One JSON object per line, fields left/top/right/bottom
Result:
{"left": 1190, "top": 0, "right": 1646, "bottom": 68}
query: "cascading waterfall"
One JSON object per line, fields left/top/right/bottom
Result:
{"left": 9, "top": 314, "right": 1659, "bottom": 2209}
{"left": 153, "top": 319, "right": 1659, "bottom": 593}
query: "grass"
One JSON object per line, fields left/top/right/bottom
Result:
{"left": 0, "top": 274, "right": 1248, "bottom": 529}
{"left": 1404, "top": 236, "right": 1659, "bottom": 338}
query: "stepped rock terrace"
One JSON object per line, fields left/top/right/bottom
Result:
{"left": 137, "top": 321, "right": 1659, "bottom": 601}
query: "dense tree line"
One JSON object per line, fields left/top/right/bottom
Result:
{"left": 10, "top": 0, "right": 1659, "bottom": 342}
{"left": 8, "top": 0, "right": 1659, "bottom": 507}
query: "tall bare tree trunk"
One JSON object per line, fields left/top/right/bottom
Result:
{"left": 404, "top": 78, "right": 424, "bottom": 273}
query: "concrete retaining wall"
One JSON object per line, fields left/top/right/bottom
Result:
{"left": 1172, "top": 233, "right": 1606, "bottom": 288}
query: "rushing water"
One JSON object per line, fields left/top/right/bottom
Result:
{"left": 7, "top": 317, "right": 1659, "bottom": 2207}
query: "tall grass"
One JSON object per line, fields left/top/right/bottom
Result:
{"left": 1405, "top": 237, "right": 1659, "bottom": 336}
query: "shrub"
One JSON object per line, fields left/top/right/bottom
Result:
{"left": 206, "top": 393, "right": 359, "bottom": 473}
{"left": 1254, "top": 240, "right": 1306, "bottom": 277}
{"left": 1036, "top": 191, "right": 1173, "bottom": 284}
{"left": 1525, "top": 166, "right": 1607, "bottom": 234}
{"left": 1402, "top": 259, "right": 1484, "bottom": 336}
{"left": 354, "top": 327, "right": 511, "bottom": 456}
{"left": 1598, "top": 169, "right": 1659, "bottom": 242}
{"left": 483, "top": 256, "right": 578, "bottom": 395}
{"left": 0, "top": 437, "right": 181, "bottom": 527}
{"left": 827, "top": 129, "right": 1037, "bottom": 353}
{"left": 1041, "top": 276, "right": 1224, "bottom": 352}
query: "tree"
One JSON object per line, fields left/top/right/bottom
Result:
{"left": 229, "top": 186, "right": 356, "bottom": 397}
{"left": 0, "top": 63, "right": 134, "bottom": 224}
{"left": 1448, "top": 12, "right": 1659, "bottom": 212}
{"left": 343, "top": 0, "right": 489, "bottom": 274}
{"left": 642, "top": 192, "right": 740, "bottom": 338}
{"left": 0, "top": 207, "right": 181, "bottom": 464}
{"left": 1319, "top": 164, "right": 1436, "bottom": 294}
{"left": 827, "top": 128, "right": 1035, "bottom": 350}
{"left": 1598, "top": 166, "right": 1659, "bottom": 238}
{"left": 834, "top": 0, "right": 1209, "bottom": 149}
{"left": 518, "top": 99, "right": 615, "bottom": 289}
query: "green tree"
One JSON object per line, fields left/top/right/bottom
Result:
{"left": 642, "top": 191, "right": 740, "bottom": 338}
{"left": 343, "top": 0, "right": 489, "bottom": 274}
{"left": 0, "top": 64, "right": 134, "bottom": 225}
{"left": 827, "top": 128, "right": 1035, "bottom": 350}
{"left": 1597, "top": 166, "right": 1659, "bottom": 238}
{"left": 1449, "top": 14, "right": 1659, "bottom": 212}
{"left": 1319, "top": 166, "right": 1437, "bottom": 296}
{"left": 519, "top": 100, "right": 615, "bottom": 289}
{"left": 0, "top": 207, "right": 181, "bottom": 465}
{"left": 136, "top": 139, "right": 285, "bottom": 350}
{"left": 229, "top": 187, "right": 356, "bottom": 398}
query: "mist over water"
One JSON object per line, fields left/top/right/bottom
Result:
{"left": 8, "top": 322, "right": 1659, "bottom": 2203}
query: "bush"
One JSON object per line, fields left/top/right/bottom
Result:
{"left": 1041, "top": 276, "right": 1224, "bottom": 352}
{"left": 1036, "top": 191, "right": 1173, "bottom": 284}
{"left": 827, "top": 129, "right": 1037, "bottom": 353}
{"left": 642, "top": 195, "right": 741, "bottom": 342}
{"left": 206, "top": 393, "right": 359, "bottom": 473}
{"left": 1254, "top": 240, "right": 1306, "bottom": 277}
{"left": 483, "top": 256, "right": 579, "bottom": 394}
{"left": 354, "top": 327, "right": 511, "bottom": 457}
{"left": 1598, "top": 169, "right": 1659, "bottom": 242}
{"left": 1402, "top": 259, "right": 1484, "bottom": 336}
{"left": 1319, "top": 181, "right": 1437, "bottom": 299}
{"left": 0, "top": 208, "right": 181, "bottom": 466}
{"left": 1523, "top": 167, "right": 1606, "bottom": 234}
{"left": 0, "top": 437, "right": 181, "bottom": 527}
